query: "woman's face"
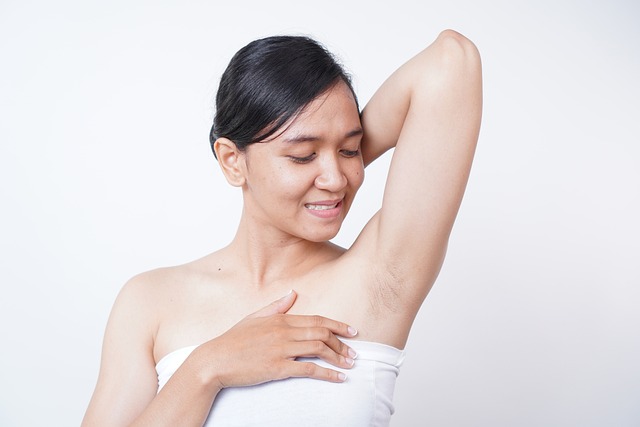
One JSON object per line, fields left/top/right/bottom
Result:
{"left": 241, "top": 81, "right": 364, "bottom": 242}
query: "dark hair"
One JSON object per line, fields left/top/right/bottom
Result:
{"left": 210, "top": 35, "right": 359, "bottom": 158}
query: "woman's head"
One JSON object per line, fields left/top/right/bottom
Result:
{"left": 210, "top": 35, "right": 359, "bottom": 157}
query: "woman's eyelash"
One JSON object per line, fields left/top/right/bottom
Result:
{"left": 288, "top": 154, "right": 316, "bottom": 164}
{"left": 288, "top": 149, "right": 359, "bottom": 163}
{"left": 342, "top": 149, "right": 360, "bottom": 157}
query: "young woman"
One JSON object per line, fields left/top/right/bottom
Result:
{"left": 83, "top": 29, "right": 482, "bottom": 426}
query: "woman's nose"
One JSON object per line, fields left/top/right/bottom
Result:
{"left": 314, "top": 156, "right": 347, "bottom": 192}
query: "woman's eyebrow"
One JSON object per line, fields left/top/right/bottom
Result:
{"left": 283, "top": 127, "right": 363, "bottom": 144}
{"left": 346, "top": 128, "right": 364, "bottom": 138}
{"left": 283, "top": 134, "right": 320, "bottom": 144}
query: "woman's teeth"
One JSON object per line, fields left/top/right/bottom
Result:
{"left": 305, "top": 203, "right": 338, "bottom": 210}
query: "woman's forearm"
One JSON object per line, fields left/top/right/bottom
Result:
{"left": 129, "top": 351, "right": 221, "bottom": 427}
{"left": 359, "top": 41, "right": 414, "bottom": 167}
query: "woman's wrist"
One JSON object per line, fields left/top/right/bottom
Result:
{"left": 185, "top": 343, "right": 225, "bottom": 396}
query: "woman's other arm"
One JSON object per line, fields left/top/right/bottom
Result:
{"left": 82, "top": 282, "right": 357, "bottom": 427}
{"left": 357, "top": 30, "right": 482, "bottom": 310}
{"left": 81, "top": 275, "right": 219, "bottom": 427}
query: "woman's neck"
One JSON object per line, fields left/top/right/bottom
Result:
{"left": 226, "top": 214, "right": 343, "bottom": 289}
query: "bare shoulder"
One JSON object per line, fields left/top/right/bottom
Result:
{"left": 105, "top": 267, "right": 184, "bottom": 357}
{"left": 111, "top": 254, "right": 227, "bottom": 348}
{"left": 131, "top": 252, "right": 241, "bottom": 361}
{"left": 113, "top": 265, "right": 185, "bottom": 324}
{"left": 122, "top": 251, "right": 227, "bottom": 303}
{"left": 121, "top": 263, "right": 193, "bottom": 300}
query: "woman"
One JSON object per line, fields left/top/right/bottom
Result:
{"left": 83, "top": 29, "right": 482, "bottom": 426}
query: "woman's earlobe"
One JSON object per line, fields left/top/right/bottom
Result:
{"left": 214, "top": 138, "right": 246, "bottom": 187}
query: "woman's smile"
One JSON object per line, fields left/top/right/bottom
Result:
{"left": 304, "top": 199, "right": 344, "bottom": 218}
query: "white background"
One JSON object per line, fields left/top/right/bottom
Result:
{"left": 1, "top": 1, "right": 639, "bottom": 426}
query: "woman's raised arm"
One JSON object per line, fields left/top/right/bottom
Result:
{"left": 357, "top": 30, "right": 482, "bottom": 307}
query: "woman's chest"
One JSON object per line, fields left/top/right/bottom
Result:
{"left": 152, "top": 260, "right": 397, "bottom": 363}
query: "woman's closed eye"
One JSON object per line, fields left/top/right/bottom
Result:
{"left": 341, "top": 149, "right": 360, "bottom": 158}
{"left": 287, "top": 148, "right": 359, "bottom": 164}
{"left": 288, "top": 153, "right": 316, "bottom": 164}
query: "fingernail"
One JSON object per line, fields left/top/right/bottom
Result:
{"left": 345, "top": 357, "right": 355, "bottom": 367}
{"left": 282, "top": 289, "right": 293, "bottom": 298}
{"left": 348, "top": 326, "right": 358, "bottom": 336}
{"left": 338, "top": 372, "right": 347, "bottom": 381}
{"left": 348, "top": 348, "right": 357, "bottom": 359}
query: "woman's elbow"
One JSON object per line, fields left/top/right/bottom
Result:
{"left": 436, "top": 29, "right": 481, "bottom": 63}
{"left": 416, "top": 29, "right": 482, "bottom": 89}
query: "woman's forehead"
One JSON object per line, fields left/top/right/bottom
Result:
{"left": 277, "top": 83, "right": 361, "bottom": 141}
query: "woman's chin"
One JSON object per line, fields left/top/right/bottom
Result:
{"left": 300, "top": 225, "right": 342, "bottom": 243}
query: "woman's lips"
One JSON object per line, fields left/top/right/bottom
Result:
{"left": 304, "top": 199, "right": 343, "bottom": 218}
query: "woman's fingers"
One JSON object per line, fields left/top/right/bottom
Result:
{"left": 286, "top": 314, "right": 358, "bottom": 339}
{"left": 285, "top": 340, "right": 356, "bottom": 370}
{"left": 248, "top": 290, "right": 297, "bottom": 318}
{"left": 284, "top": 360, "right": 348, "bottom": 383}
{"left": 283, "top": 315, "right": 358, "bottom": 359}
{"left": 285, "top": 325, "right": 357, "bottom": 361}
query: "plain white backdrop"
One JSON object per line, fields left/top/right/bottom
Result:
{"left": 1, "top": 1, "right": 639, "bottom": 426}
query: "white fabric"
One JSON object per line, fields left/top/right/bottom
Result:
{"left": 156, "top": 339, "right": 406, "bottom": 427}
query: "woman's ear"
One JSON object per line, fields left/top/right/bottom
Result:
{"left": 214, "top": 138, "right": 246, "bottom": 187}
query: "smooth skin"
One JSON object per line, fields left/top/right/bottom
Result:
{"left": 82, "top": 29, "right": 482, "bottom": 426}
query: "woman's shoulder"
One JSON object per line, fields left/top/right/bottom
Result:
{"left": 120, "top": 264, "right": 191, "bottom": 301}
{"left": 124, "top": 250, "right": 227, "bottom": 293}
{"left": 112, "top": 251, "right": 228, "bottom": 325}
{"left": 115, "top": 252, "right": 234, "bottom": 361}
{"left": 110, "top": 266, "right": 187, "bottom": 335}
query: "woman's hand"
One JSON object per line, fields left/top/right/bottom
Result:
{"left": 191, "top": 290, "right": 359, "bottom": 390}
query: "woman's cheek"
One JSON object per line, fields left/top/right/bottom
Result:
{"left": 279, "top": 170, "right": 314, "bottom": 196}
{"left": 352, "top": 165, "right": 365, "bottom": 190}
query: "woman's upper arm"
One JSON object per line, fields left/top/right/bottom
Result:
{"left": 82, "top": 276, "right": 159, "bottom": 426}
{"left": 357, "top": 30, "right": 482, "bottom": 301}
